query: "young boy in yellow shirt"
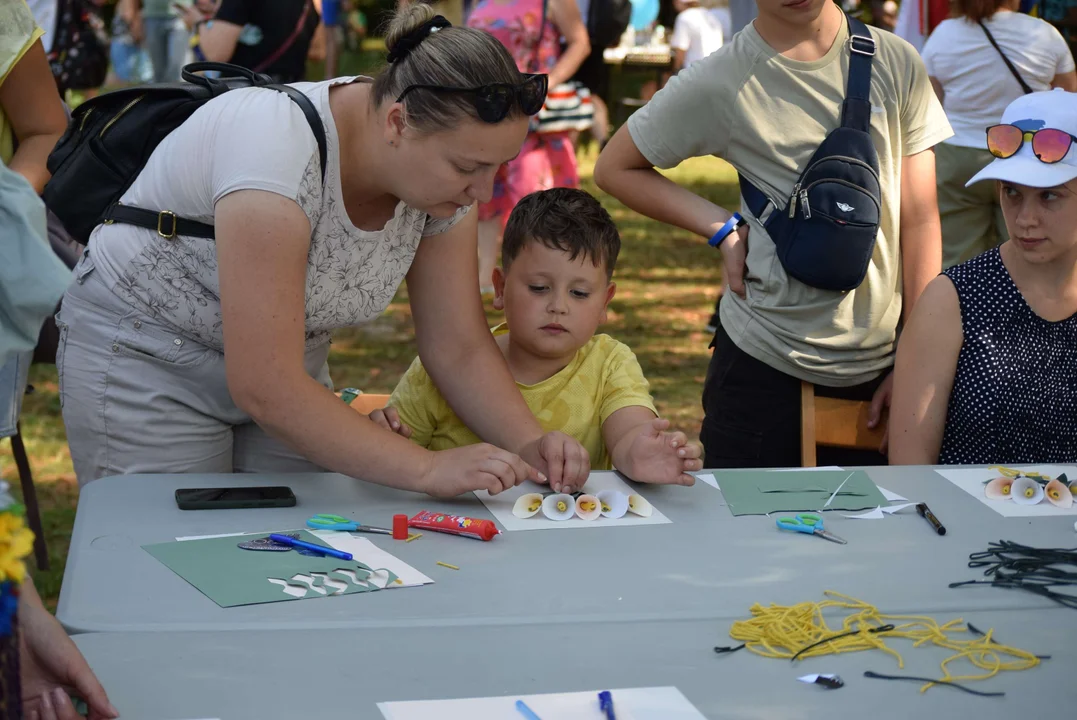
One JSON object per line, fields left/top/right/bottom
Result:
{"left": 372, "top": 188, "right": 702, "bottom": 488}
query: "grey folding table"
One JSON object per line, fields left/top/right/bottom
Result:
{"left": 56, "top": 467, "right": 1077, "bottom": 633}
{"left": 73, "top": 609, "right": 1075, "bottom": 719}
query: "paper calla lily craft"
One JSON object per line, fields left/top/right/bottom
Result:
{"left": 984, "top": 477, "right": 1014, "bottom": 500}
{"left": 1010, "top": 477, "right": 1044, "bottom": 506}
{"left": 1044, "top": 479, "right": 1073, "bottom": 508}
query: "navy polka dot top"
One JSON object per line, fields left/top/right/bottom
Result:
{"left": 939, "top": 248, "right": 1077, "bottom": 464}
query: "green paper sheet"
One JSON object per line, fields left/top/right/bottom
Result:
{"left": 717, "top": 470, "right": 887, "bottom": 516}
{"left": 143, "top": 530, "right": 398, "bottom": 608}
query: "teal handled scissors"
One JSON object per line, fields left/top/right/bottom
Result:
{"left": 776, "top": 513, "right": 847, "bottom": 545}
{"left": 306, "top": 513, "right": 393, "bottom": 536}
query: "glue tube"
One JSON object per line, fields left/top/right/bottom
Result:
{"left": 409, "top": 511, "right": 499, "bottom": 541}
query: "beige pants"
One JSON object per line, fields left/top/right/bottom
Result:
{"left": 56, "top": 251, "right": 331, "bottom": 486}
{"left": 936, "top": 142, "right": 1009, "bottom": 269}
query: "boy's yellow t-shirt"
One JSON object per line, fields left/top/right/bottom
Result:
{"left": 389, "top": 325, "right": 658, "bottom": 470}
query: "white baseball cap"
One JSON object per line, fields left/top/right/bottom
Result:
{"left": 967, "top": 89, "right": 1077, "bottom": 189}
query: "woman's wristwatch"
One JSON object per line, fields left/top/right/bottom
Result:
{"left": 708, "top": 212, "right": 746, "bottom": 248}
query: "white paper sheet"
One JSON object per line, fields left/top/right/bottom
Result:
{"left": 695, "top": 473, "right": 719, "bottom": 490}
{"left": 378, "top": 687, "right": 704, "bottom": 720}
{"left": 475, "top": 475, "right": 670, "bottom": 531}
{"left": 175, "top": 531, "right": 433, "bottom": 588}
{"left": 935, "top": 465, "right": 1077, "bottom": 518}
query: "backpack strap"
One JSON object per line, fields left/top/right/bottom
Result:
{"left": 738, "top": 13, "right": 874, "bottom": 222}
{"left": 105, "top": 84, "right": 328, "bottom": 240}
{"left": 841, "top": 16, "right": 875, "bottom": 133}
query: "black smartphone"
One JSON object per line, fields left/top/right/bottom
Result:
{"left": 175, "top": 486, "right": 297, "bottom": 510}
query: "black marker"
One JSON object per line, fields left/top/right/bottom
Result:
{"left": 916, "top": 503, "right": 946, "bottom": 535}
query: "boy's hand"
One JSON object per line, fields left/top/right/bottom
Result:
{"left": 419, "top": 444, "right": 543, "bottom": 498}
{"left": 368, "top": 407, "right": 412, "bottom": 439}
{"left": 519, "top": 432, "right": 591, "bottom": 494}
{"left": 619, "top": 418, "right": 701, "bottom": 485}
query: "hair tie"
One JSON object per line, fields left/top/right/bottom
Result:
{"left": 387, "top": 15, "right": 452, "bottom": 64}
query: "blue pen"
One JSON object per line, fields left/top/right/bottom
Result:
{"left": 515, "top": 699, "right": 542, "bottom": 720}
{"left": 598, "top": 691, "right": 616, "bottom": 720}
{"left": 268, "top": 534, "right": 353, "bottom": 561}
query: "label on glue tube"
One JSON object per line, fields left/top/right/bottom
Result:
{"left": 409, "top": 511, "right": 500, "bottom": 541}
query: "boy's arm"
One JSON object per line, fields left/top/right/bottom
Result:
{"left": 889, "top": 276, "right": 963, "bottom": 464}
{"left": 604, "top": 408, "right": 701, "bottom": 486}
{"left": 899, "top": 148, "right": 943, "bottom": 326}
{"left": 387, "top": 357, "right": 441, "bottom": 450}
{"left": 598, "top": 343, "right": 701, "bottom": 484}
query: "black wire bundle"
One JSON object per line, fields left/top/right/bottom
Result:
{"left": 949, "top": 540, "right": 1077, "bottom": 609}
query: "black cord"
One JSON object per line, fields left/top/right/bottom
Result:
{"left": 713, "top": 643, "right": 745, "bottom": 654}
{"left": 790, "top": 624, "right": 895, "bottom": 662}
{"left": 953, "top": 541, "right": 1077, "bottom": 610}
{"left": 863, "top": 671, "right": 1004, "bottom": 697}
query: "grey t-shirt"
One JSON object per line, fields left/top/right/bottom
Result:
{"left": 88, "top": 78, "right": 470, "bottom": 352}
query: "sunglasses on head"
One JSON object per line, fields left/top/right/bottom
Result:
{"left": 395, "top": 74, "right": 548, "bottom": 124}
{"left": 986, "top": 124, "right": 1077, "bottom": 164}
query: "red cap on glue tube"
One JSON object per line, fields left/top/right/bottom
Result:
{"left": 392, "top": 514, "right": 409, "bottom": 540}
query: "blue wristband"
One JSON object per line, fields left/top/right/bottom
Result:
{"left": 708, "top": 213, "right": 745, "bottom": 248}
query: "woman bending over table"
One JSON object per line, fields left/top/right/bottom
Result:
{"left": 890, "top": 90, "right": 1077, "bottom": 465}
{"left": 57, "top": 6, "right": 591, "bottom": 495}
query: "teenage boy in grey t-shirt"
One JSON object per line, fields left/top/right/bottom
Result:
{"left": 595, "top": 0, "right": 952, "bottom": 467}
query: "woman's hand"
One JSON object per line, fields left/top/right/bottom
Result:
{"left": 418, "top": 444, "right": 543, "bottom": 498}
{"left": 19, "top": 580, "right": 118, "bottom": 720}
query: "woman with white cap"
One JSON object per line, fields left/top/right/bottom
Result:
{"left": 890, "top": 89, "right": 1077, "bottom": 465}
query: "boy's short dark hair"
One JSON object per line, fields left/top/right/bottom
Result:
{"left": 502, "top": 188, "right": 621, "bottom": 279}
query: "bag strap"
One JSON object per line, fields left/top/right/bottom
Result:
{"left": 739, "top": 14, "right": 875, "bottom": 221}
{"left": 841, "top": 15, "right": 875, "bottom": 132}
{"left": 252, "top": 0, "right": 313, "bottom": 74}
{"left": 979, "top": 20, "right": 1033, "bottom": 95}
{"left": 104, "top": 83, "right": 328, "bottom": 240}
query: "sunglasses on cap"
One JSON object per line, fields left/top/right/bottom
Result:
{"left": 986, "top": 124, "right": 1077, "bottom": 164}
{"left": 395, "top": 74, "right": 548, "bottom": 124}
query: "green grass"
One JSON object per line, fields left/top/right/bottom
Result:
{"left": 1, "top": 149, "right": 738, "bottom": 612}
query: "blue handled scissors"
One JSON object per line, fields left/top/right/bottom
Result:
{"left": 776, "top": 513, "right": 847, "bottom": 545}
{"left": 306, "top": 513, "right": 393, "bottom": 536}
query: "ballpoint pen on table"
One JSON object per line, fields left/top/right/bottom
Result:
{"left": 267, "top": 534, "right": 353, "bottom": 560}
{"left": 599, "top": 690, "right": 616, "bottom": 720}
{"left": 515, "top": 699, "right": 542, "bottom": 720}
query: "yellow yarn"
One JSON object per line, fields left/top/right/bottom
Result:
{"left": 728, "top": 591, "right": 1040, "bottom": 693}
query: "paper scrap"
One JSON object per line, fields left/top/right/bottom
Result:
{"left": 843, "top": 502, "right": 918, "bottom": 520}
{"left": 797, "top": 674, "right": 843, "bottom": 689}
{"left": 823, "top": 472, "right": 855, "bottom": 508}
{"left": 378, "top": 687, "right": 705, "bottom": 720}
{"left": 878, "top": 487, "right": 908, "bottom": 503}
{"left": 475, "top": 474, "right": 671, "bottom": 532}
{"left": 696, "top": 473, "right": 719, "bottom": 490}
{"left": 844, "top": 507, "right": 885, "bottom": 519}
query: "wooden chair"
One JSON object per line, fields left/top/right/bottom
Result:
{"left": 343, "top": 393, "right": 391, "bottom": 414}
{"left": 800, "top": 381, "right": 886, "bottom": 467}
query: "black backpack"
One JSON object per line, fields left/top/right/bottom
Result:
{"left": 738, "top": 16, "right": 881, "bottom": 293}
{"left": 587, "top": 0, "right": 633, "bottom": 50}
{"left": 44, "top": 62, "right": 327, "bottom": 243}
